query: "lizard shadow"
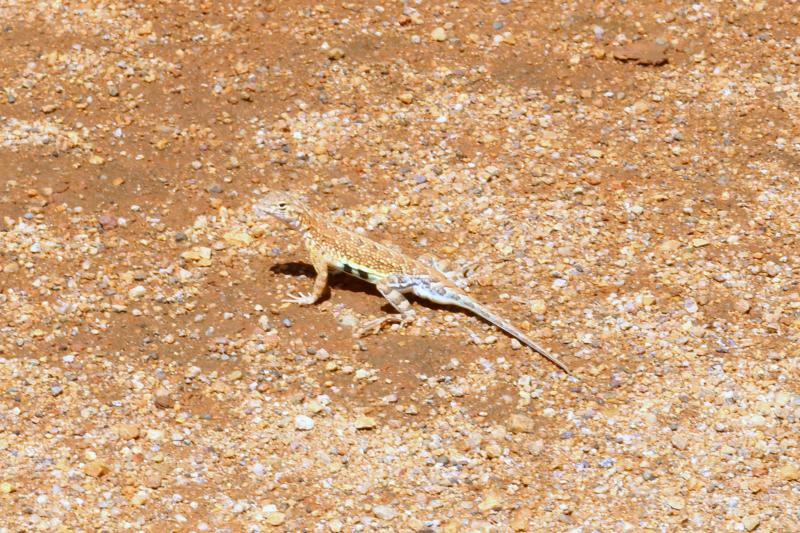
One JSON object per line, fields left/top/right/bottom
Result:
{"left": 269, "top": 261, "right": 471, "bottom": 315}
{"left": 270, "top": 261, "right": 382, "bottom": 302}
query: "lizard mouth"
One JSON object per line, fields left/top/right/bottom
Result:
{"left": 253, "top": 203, "right": 271, "bottom": 217}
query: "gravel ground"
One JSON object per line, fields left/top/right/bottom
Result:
{"left": 1, "top": 1, "right": 799, "bottom": 531}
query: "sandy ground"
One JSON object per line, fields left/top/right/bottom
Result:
{"left": 1, "top": 0, "right": 799, "bottom": 531}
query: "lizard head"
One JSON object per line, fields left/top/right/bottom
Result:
{"left": 253, "top": 191, "right": 308, "bottom": 230}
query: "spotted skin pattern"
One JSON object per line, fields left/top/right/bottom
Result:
{"left": 254, "top": 192, "right": 570, "bottom": 374}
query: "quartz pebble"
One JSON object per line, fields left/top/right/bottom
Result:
{"left": 295, "top": 415, "right": 315, "bottom": 431}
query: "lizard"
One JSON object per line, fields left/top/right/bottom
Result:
{"left": 253, "top": 191, "right": 571, "bottom": 374}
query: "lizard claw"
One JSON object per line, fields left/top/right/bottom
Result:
{"left": 282, "top": 292, "right": 316, "bottom": 306}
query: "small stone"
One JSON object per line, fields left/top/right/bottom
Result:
{"left": 227, "top": 370, "right": 242, "bottom": 381}
{"left": 507, "top": 413, "right": 536, "bottom": 434}
{"left": 182, "top": 247, "right": 212, "bottom": 266}
{"left": 42, "top": 104, "right": 59, "bottom": 114}
{"left": 146, "top": 429, "right": 164, "bottom": 441}
{"left": 3, "top": 262, "right": 19, "bottom": 274}
{"left": 529, "top": 299, "right": 547, "bottom": 314}
{"left": 666, "top": 496, "right": 685, "bottom": 510}
{"left": 98, "top": 214, "right": 117, "bottom": 229}
{"left": 743, "top": 515, "right": 760, "bottom": 531}
{"left": 191, "top": 160, "right": 203, "bottom": 170}
{"left": 734, "top": 299, "right": 751, "bottom": 314}
{"left": 613, "top": 41, "right": 669, "bottom": 66}
{"left": 528, "top": 439, "right": 545, "bottom": 456}
{"left": 328, "top": 519, "right": 343, "bottom": 532}
{"left": 128, "top": 285, "right": 146, "bottom": 299}
{"left": 372, "top": 505, "right": 396, "bottom": 520}
{"left": 155, "top": 389, "right": 175, "bottom": 409}
{"left": 777, "top": 463, "right": 800, "bottom": 481}
{"left": 692, "top": 238, "right": 710, "bottom": 248}
{"left": 89, "top": 155, "right": 105, "bottom": 165}
{"left": 398, "top": 92, "right": 414, "bottom": 104}
{"left": 295, "top": 415, "right": 314, "bottom": 431}
{"left": 223, "top": 231, "right": 252, "bottom": 246}
{"left": 117, "top": 424, "right": 141, "bottom": 440}
{"left": 354, "top": 416, "right": 377, "bottom": 430}
{"left": 431, "top": 27, "right": 447, "bottom": 41}
{"left": 84, "top": 459, "right": 109, "bottom": 478}
{"left": 670, "top": 434, "right": 688, "bottom": 450}
{"left": 0, "top": 482, "right": 14, "bottom": 494}
{"left": 130, "top": 492, "right": 148, "bottom": 505}
{"left": 478, "top": 487, "right": 503, "bottom": 512}
{"left": 485, "top": 443, "right": 502, "bottom": 458}
{"left": 265, "top": 512, "right": 285, "bottom": 526}
{"left": 327, "top": 47, "right": 345, "bottom": 60}
{"left": 107, "top": 84, "right": 119, "bottom": 97}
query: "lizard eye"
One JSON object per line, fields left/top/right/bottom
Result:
{"left": 277, "top": 202, "right": 287, "bottom": 209}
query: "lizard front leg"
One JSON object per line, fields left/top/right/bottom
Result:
{"left": 355, "top": 276, "right": 417, "bottom": 337}
{"left": 283, "top": 249, "right": 330, "bottom": 305}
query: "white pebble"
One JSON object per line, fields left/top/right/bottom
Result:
{"left": 295, "top": 415, "right": 314, "bottom": 431}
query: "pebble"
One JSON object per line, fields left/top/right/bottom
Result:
{"left": 477, "top": 488, "right": 503, "bottom": 512}
{"left": 398, "top": 92, "right": 414, "bottom": 104}
{"left": 372, "top": 505, "right": 396, "bottom": 520}
{"left": 742, "top": 515, "right": 760, "bottom": 531}
{"left": 670, "top": 434, "right": 688, "bottom": 451}
{"left": 84, "top": 460, "right": 109, "bottom": 478}
{"left": 265, "top": 512, "right": 285, "bottom": 526}
{"left": 295, "top": 415, "right": 314, "bottom": 431}
{"left": 431, "top": 27, "right": 447, "bottom": 41}
{"left": 666, "top": 496, "right": 685, "bottom": 510}
{"left": 506, "top": 413, "right": 536, "bottom": 434}
{"left": 327, "top": 48, "right": 345, "bottom": 60}
{"left": 354, "top": 416, "right": 377, "bottom": 430}
{"left": 778, "top": 463, "right": 799, "bottom": 481}
{"left": 117, "top": 424, "right": 141, "bottom": 440}
{"left": 154, "top": 389, "right": 175, "bottom": 409}
{"left": 529, "top": 299, "right": 547, "bottom": 314}
{"left": 128, "top": 285, "right": 146, "bottom": 299}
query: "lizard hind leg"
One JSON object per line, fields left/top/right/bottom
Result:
{"left": 354, "top": 277, "right": 417, "bottom": 337}
{"left": 417, "top": 254, "right": 475, "bottom": 288}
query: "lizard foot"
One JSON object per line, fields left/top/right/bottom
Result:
{"left": 354, "top": 315, "right": 411, "bottom": 338}
{"left": 282, "top": 292, "right": 317, "bottom": 306}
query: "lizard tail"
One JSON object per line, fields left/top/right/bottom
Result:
{"left": 459, "top": 298, "right": 572, "bottom": 375}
